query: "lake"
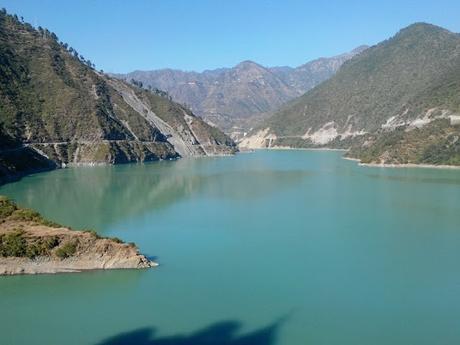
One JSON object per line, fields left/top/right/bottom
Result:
{"left": 1, "top": 150, "right": 460, "bottom": 345}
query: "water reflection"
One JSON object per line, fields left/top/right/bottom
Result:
{"left": 363, "top": 171, "right": 460, "bottom": 186}
{"left": 0, "top": 156, "right": 311, "bottom": 230}
{"left": 0, "top": 269, "right": 146, "bottom": 295}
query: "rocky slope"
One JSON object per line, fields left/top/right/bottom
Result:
{"left": 0, "top": 10, "right": 236, "bottom": 183}
{"left": 0, "top": 197, "right": 155, "bottom": 275}
{"left": 241, "top": 23, "right": 460, "bottom": 166}
{"left": 347, "top": 118, "right": 460, "bottom": 166}
{"left": 115, "top": 47, "right": 367, "bottom": 137}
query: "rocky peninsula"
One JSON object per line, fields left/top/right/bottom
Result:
{"left": 0, "top": 197, "right": 156, "bottom": 275}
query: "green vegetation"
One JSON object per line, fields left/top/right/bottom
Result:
{"left": 55, "top": 240, "right": 77, "bottom": 259}
{"left": 0, "top": 196, "right": 61, "bottom": 227}
{"left": 0, "top": 195, "right": 16, "bottom": 219}
{"left": 0, "top": 9, "right": 234, "bottom": 181}
{"left": 111, "top": 237, "right": 123, "bottom": 244}
{"left": 0, "top": 229, "right": 60, "bottom": 258}
{"left": 40, "top": 219, "right": 61, "bottom": 228}
{"left": 84, "top": 230, "right": 101, "bottom": 239}
{"left": 83, "top": 229, "right": 124, "bottom": 244}
{"left": 254, "top": 23, "right": 460, "bottom": 165}
{"left": 24, "top": 236, "right": 60, "bottom": 259}
{"left": 0, "top": 196, "right": 129, "bottom": 259}
{"left": 0, "top": 230, "right": 26, "bottom": 257}
{"left": 349, "top": 119, "right": 460, "bottom": 165}
{"left": 10, "top": 208, "right": 42, "bottom": 222}
{"left": 0, "top": 197, "right": 64, "bottom": 258}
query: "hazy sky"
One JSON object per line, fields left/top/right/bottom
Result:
{"left": 1, "top": 0, "right": 460, "bottom": 73}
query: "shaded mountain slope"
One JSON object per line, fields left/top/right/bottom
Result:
{"left": 0, "top": 10, "right": 236, "bottom": 182}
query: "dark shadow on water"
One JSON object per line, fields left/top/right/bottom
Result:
{"left": 96, "top": 318, "right": 285, "bottom": 345}
{"left": 145, "top": 255, "right": 159, "bottom": 262}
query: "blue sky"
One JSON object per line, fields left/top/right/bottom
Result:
{"left": 1, "top": 0, "right": 459, "bottom": 73}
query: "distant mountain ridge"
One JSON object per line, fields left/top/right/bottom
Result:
{"left": 114, "top": 46, "right": 368, "bottom": 137}
{"left": 240, "top": 23, "right": 460, "bottom": 166}
{"left": 0, "top": 10, "right": 236, "bottom": 182}
{"left": 269, "top": 45, "right": 369, "bottom": 92}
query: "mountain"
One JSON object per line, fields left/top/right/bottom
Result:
{"left": 115, "top": 46, "right": 367, "bottom": 137}
{"left": 268, "top": 45, "right": 368, "bottom": 92}
{"left": 241, "top": 23, "right": 460, "bottom": 166}
{"left": 0, "top": 10, "right": 236, "bottom": 182}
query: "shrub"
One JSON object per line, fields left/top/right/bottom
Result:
{"left": 44, "top": 236, "right": 60, "bottom": 249}
{"left": 25, "top": 243, "right": 43, "bottom": 259}
{"left": 40, "top": 219, "right": 61, "bottom": 228}
{"left": 83, "top": 230, "right": 122, "bottom": 243}
{"left": 0, "top": 196, "right": 63, "bottom": 227}
{"left": 111, "top": 237, "right": 123, "bottom": 244}
{"left": 10, "top": 208, "right": 41, "bottom": 222}
{"left": 83, "top": 230, "right": 101, "bottom": 239}
{"left": 0, "top": 197, "right": 17, "bottom": 220}
{"left": 55, "top": 240, "right": 77, "bottom": 259}
{"left": 0, "top": 230, "right": 27, "bottom": 257}
{"left": 25, "top": 236, "right": 61, "bottom": 259}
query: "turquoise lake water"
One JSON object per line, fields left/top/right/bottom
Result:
{"left": 1, "top": 150, "right": 460, "bottom": 345}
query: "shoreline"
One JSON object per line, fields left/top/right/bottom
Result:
{"left": 0, "top": 151, "right": 238, "bottom": 186}
{"left": 239, "top": 146, "right": 348, "bottom": 152}
{"left": 0, "top": 197, "right": 158, "bottom": 276}
{"left": 0, "top": 255, "right": 158, "bottom": 276}
{"left": 268, "top": 146, "right": 348, "bottom": 152}
{"left": 243, "top": 146, "right": 460, "bottom": 170}
{"left": 239, "top": 145, "right": 460, "bottom": 169}
{"left": 342, "top": 156, "right": 460, "bottom": 170}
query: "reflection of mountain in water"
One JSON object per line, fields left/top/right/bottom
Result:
{"left": 1, "top": 157, "right": 311, "bottom": 230}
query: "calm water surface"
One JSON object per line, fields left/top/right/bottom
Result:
{"left": 1, "top": 150, "right": 460, "bottom": 345}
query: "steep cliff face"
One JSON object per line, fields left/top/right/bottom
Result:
{"left": 0, "top": 11, "right": 236, "bottom": 182}
{"left": 108, "top": 79, "right": 235, "bottom": 157}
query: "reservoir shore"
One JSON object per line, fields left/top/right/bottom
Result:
{"left": 0, "top": 197, "right": 157, "bottom": 275}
